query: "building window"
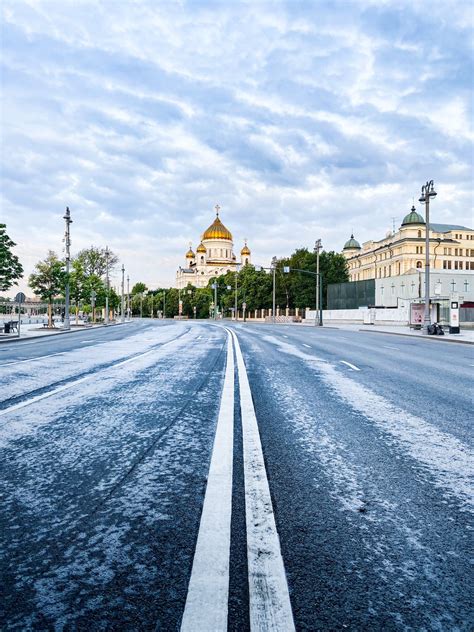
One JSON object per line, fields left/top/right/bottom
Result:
{"left": 470, "top": 262, "right": 474, "bottom": 270}
{"left": 459, "top": 261, "right": 463, "bottom": 269}
{"left": 454, "top": 261, "right": 459, "bottom": 270}
{"left": 418, "top": 230, "right": 422, "bottom": 238}
{"left": 454, "top": 248, "right": 458, "bottom": 256}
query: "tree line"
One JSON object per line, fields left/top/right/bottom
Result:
{"left": 1, "top": 221, "right": 349, "bottom": 323}
{"left": 132, "top": 249, "right": 348, "bottom": 319}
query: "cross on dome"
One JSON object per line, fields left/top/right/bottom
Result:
{"left": 215, "top": 204, "right": 220, "bottom": 216}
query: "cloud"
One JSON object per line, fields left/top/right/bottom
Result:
{"left": 1, "top": 0, "right": 472, "bottom": 293}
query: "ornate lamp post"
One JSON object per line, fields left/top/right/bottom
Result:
{"left": 121, "top": 264, "right": 125, "bottom": 323}
{"left": 104, "top": 246, "right": 110, "bottom": 325}
{"left": 419, "top": 180, "right": 437, "bottom": 333}
{"left": 314, "top": 239, "right": 322, "bottom": 327}
{"left": 63, "top": 207, "right": 72, "bottom": 330}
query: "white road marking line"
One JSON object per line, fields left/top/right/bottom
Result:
{"left": 181, "top": 334, "right": 234, "bottom": 631}
{"left": 0, "top": 345, "right": 165, "bottom": 418}
{"left": 229, "top": 328, "right": 296, "bottom": 631}
{"left": 383, "top": 345, "right": 399, "bottom": 351}
{"left": 80, "top": 340, "right": 95, "bottom": 343}
{"left": 302, "top": 343, "right": 311, "bottom": 348}
{"left": 340, "top": 360, "right": 361, "bottom": 371}
{"left": 0, "top": 352, "right": 65, "bottom": 367}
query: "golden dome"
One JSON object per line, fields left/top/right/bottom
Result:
{"left": 186, "top": 247, "right": 195, "bottom": 259}
{"left": 202, "top": 211, "right": 233, "bottom": 241}
{"left": 196, "top": 242, "right": 206, "bottom": 253}
{"left": 241, "top": 240, "right": 251, "bottom": 256}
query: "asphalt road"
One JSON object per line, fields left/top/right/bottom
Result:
{"left": 0, "top": 321, "right": 472, "bottom": 630}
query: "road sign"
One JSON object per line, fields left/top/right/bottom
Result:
{"left": 15, "top": 292, "right": 26, "bottom": 303}
{"left": 283, "top": 266, "right": 290, "bottom": 273}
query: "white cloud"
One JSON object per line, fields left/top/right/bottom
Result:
{"left": 1, "top": 0, "right": 473, "bottom": 295}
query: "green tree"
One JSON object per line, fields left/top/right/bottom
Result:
{"left": 75, "top": 246, "right": 119, "bottom": 278}
{"left": 29, "top": 251, "right": 66, "bottom": 327}
{"left": 279, "top": 248, "right": 348, "bottom": 309}
{"left": 131, "top": 282, "right": 148, "bottom": 296}
{"left": 83, "top": 274, "right": 106, "bottom": 322}
{"left": 0, "top": 224, "right": 23, "bottom": 292}
{"left": 69, "top": 259, "right": 87, "bottom": 324}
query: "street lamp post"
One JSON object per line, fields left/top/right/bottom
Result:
{"left": 271, "top": 256, "right": 277, "bottom": 324}
{"left": 419, "top": 180, "right": 437, "bottom": 333}
{"left": 63, "top": 207, "right": 72, "bottom": 330}
{"left": 284, "top": 266, "right": 323, "bottom": 326}
{"left": 314, "top": 239, "right": 322, "bottom": 327}
{"left": 121, "top": 264, "right": 125, "bottom": 323}
{"left": 212, "top": 283, "right": 218, "bottom": 319}
{"left": 234, "top": 264, "right": 240, "bottom": 321}
{"left": 126, "top": 275, "right": 130, "bottom": 320}
{"left": 104, "top": 246, "right": 110, "bottom": 325}
{"left": 90, "top": 290, "right": 96, "bottom": 323}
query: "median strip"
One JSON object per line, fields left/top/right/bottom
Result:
{"left": 181, "top": 333, "right": 234, "bottom": 631}
{"left": 229, "top": 328, "right": 296, "bottom": 632}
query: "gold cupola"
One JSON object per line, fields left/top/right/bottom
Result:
{"left": 202, "top": 205, "right": 233, "bottom": 241}
{"left": 241, "top": 240, "right": 251, "bottom": 256}
{"left": 186, "top": 243, "right": 195, "bottom": 259}
{"left": 196, "top": 242, "right": 206, "bottom": 253}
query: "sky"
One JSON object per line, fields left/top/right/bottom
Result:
{"left": 1, "top": 0, "right": 473, "bottom": 294}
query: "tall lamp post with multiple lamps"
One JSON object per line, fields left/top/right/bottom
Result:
{"left": 63, "top": 207, "right": 72, "bottom": 330}
{"left": 121, "top": 264, "right": 125, "bottom": 323}
{"left": 126, "top": 275, "right": 130, "bottom": 320}
{"left": 254, "top": 257, "right": 278, "bottom": 324}
{"left": 283, "top": 266, "right": 323, "bottom": 326}
{"left": 314, "top": 239, "right": 322, "bottom": 327}
{"left": 234, "top": 264, "right": 241, "bottom": 321}
{"left": 419, "top": 180, "right": 437, "bottom": 334}
{"left": 104, "top": 246, "right": 110, "bottom": 325}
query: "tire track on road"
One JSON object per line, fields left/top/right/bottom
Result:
{"left": 0, "top": 328, "right": 192, "bottom": 419}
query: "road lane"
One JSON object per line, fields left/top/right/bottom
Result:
{"left": 230, "top": 323, "right": 472, "bottom": 630}
{"left": 1, "top": 323, "right": 227, "bottom": 629}
{"left": 242, "top": 324, "right": 472, "bottom": 444}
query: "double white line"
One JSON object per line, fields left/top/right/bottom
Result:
{"left": 181, "top": 328, "right": 295, "bottom": 631}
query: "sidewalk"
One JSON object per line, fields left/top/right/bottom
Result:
{"left": 331, "top": 323, "right": 474, "bottom": 344}
{"left": 0, "top": 321, "right": 109, "bottom": 343}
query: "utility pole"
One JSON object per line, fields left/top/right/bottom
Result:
{"left": 63, "top": 207, "right": 72, "bottom": 330}
{"left": 272, "top": 256, "right": 277, "bottom": 324}
{"left": 121, "top": 265, "right": 125, "bottom": 323}
{"left": 213, "top": 283, "right": 218, "bottom": 319}
{"left": 163, "top": 290, "right": 166, "bottom": 319}
{"left": 234, "top": 265, "right": 239, "bottom": 321}
{"left": 419, "top": 180, "right": 437, "bottom": 334}
{"left": 104, "top": 246, "right": 110, "bottom": 325}
{"left": 126, "top": 275, "right": 130, "bottom": 320}
{"left": 314, "top": 239, "right": 322, "bottom": 327}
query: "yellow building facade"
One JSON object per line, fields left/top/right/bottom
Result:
{"left": 342, "top": 207, "right": 474, "bottom": 281}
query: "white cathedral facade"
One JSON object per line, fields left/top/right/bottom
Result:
{"left": 176, "top": 206, "right": 251, "bottom": 289}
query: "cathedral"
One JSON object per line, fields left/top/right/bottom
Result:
{"left": 176, "top": 206, "right": 251, "bottom": 289}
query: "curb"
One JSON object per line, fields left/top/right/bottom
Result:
{"left": 0, "top": 321, "right": 127, "bottom": 344}
{"left": 357, "top": 328, "right": 473, "bottom": 345}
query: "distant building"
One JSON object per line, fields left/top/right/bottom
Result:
{"left": 176, "top": 207, "right": 251, "bottom": 289}
{"left": 342, "top": 208, "right": 474, "bottom": 281}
